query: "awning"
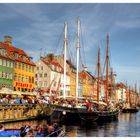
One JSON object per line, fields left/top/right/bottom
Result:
{"left": 0, "top": 88, "right": 36, "bottom": 96}
{"left": 92, "top": 100, "right": 107, "bottom": 106}
{"left": 0, "top": 87, "right": 16, "bottom": 95}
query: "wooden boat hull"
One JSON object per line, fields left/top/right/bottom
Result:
{"left": 50, "top": 104, "right": 119, "bottom": 123}
{"left": 96, "top": 110, "right": 119, "bottom": 122}
{"left": 122, "top": 108, "right": 139, "bottom": 113}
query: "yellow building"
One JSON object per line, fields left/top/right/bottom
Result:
{"left": 79, "top": 70, "right": 94, "bottom": 97}
{"left": 2, "top": 36, "right": 36, "bottom": 92}
{"left": 66, "top": 60, "right": 76, "bottom": 96}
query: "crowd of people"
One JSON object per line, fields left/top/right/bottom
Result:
{"left": 0, "top": 122, "right": 62, "bottom": 137}
{"left": 20, "top": 122, "right": 61, "bottom": 137}
{"left": 0, "top": 95, "right": 38, "bottom": 105}
{"left": 0, "top": 91, "right": 120, "bottom": 112}
{"left": 41, "top": 95, "right": 118, "bottom": 112}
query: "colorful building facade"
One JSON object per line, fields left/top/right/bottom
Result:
{"left": 66, "top": 60, "right": 76, "bottom": 97}
{"left": 0, "top": 36, "right": 36, "bottom": 92}
{"left": 79, "top": 70, "right": 94, "bottom": 97}
{"left": 0, "top": 47, "right": 14, "bottom": 89}
{"left": 35, "top": 56, "right": 70, "bottom": 97}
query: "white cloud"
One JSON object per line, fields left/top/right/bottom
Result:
{"left": 1, "top": 3, "right": 140, "bottom": 86}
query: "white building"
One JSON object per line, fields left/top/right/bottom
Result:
{"left": 115, "top": 83, "right": 127, "bottom": 102}
{"left": 35, "top": 57, "right": 70, "bottom": 97}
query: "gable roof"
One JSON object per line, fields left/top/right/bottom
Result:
{"left": 41, "top": 59, "right": 63, "bottom": 73}
{"left": 0, "top": 42, "right": 35, "bottom": 66}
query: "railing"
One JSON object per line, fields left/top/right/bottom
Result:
{"left": 0, "top": 104, "right": 49, "bottom": 123}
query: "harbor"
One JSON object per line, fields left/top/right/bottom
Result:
{"left": 0, "top": 3, "right": 140, "bottom": 137}
{"left": 1, "top": 111, "right": 140, "bottom": 137}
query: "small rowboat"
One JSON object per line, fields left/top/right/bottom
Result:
{"left": 0, "top": 127, "right": 65, "bottom": 137}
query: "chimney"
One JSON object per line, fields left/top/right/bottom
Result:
{"left": 47, "top": 53, "right": 54, "bottom": 61}
{"left": 4, "top": 36, "right": 12, "bottom": 45}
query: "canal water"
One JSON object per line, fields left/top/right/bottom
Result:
{"left": 2, "top": 111, "right": 140, "bottom": 137}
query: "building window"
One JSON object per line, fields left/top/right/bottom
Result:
{"left": 29, "top": 66, "right": 31, "bottom": 72}
{"left": 41, "top": 66, "right": 43, "bottom": 70}
{"left": 26, "top": 75, "right": 28, "bottom": 82}
{"left": 2, "top": 72, "right": 5, "bottom": 78}
{"left": 32, "top": 67, "right": 34, "bottom": 72}
{"left": 22, "top": 64, "right": 24, "bottom": 70}
{"left": 15, "top": 62, "right": 17, "bottom": 68}
{"left": 37, "top": 67, "right": 39, "bottom": 70}
{"left": 44, "top": 73, "right": 47, "bottom": 77}
{"left": 54, "top": 66, "right": 57, "bottom": 71}
{"left": 18, "top": 74, "right": 20, "bottom": 82}
{"left": 7, "top": 61, "right": 9, "bottom": 67}
{"left": 39, "top": 74, "right": 42, "bottom": 78}
{"left": 39, "top": 81, "right": 42, "bottom": 87}
{"left": 26, "top": 65, "right": 28, "bottom": 71}
{"left": 35, "top": 81, "right": 37, "bottom": 86}
{"left": 0, "top": 49, "right": 7, "bottom": 56}
{"left": 5, "top": 73, "right": 8, "bottom": 79}
{"left": 18, "top": 63, "right": 21, "bottom": 69}
{"left": 22, "top": 55, "right": 26, "bottom": 61}
{"left": 11, "top": 62, "right": 13, "bottom": 68}
{"left": 9, "top": 74, "right": 13, "bottom": 80}
{"left": 22, "top": 88, "right": 24, "bottom": 92}
{"left": 18, "top": 87, "right": 20, "bottom": 91}
{"left": 32, "top": 77, "right": 34, "bottom": 83}
{"left": 54, "top": 82, "right": 56, "bottom": 87}
{"left": 22, "top": 75, "right": 24, "bottom": 82}
{"left": 29, "top": 76, "right": 31, "bottom": 83}
{"left": 14, "top": 87, "right": 16, "bottom": 91}
{"left": 3, "top": 60, "right": 6, "bottom": 66}
{"left": 44, "top": 81, "right": 47, "bottom": 87}
{"left": 14, "top": 52, "right": 18, "bottom": 58}
{"left": 67, "top": 91, "right": 70, "bottom": 96}
{"left": 52, "top": 65, "right": 54, "bottom": 70}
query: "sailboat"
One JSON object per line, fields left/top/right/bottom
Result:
{"left": 122, "top": 85, "right": 139, "bottom": 113}
{"left": 50, "top": 17, "right": 100, "bottom": 123}
{"left": 91, "top": 34, "right": 119, "bottom": 121}
{"left": 50, "top": 18, "right": 119, "bottom": 123}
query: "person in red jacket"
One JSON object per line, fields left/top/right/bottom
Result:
{"left": 85, "top": 98, "right": 89, "bottom": 110}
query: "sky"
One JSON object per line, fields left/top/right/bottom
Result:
{"left": 0, "top": 3, "right": 140, "bottom": 89}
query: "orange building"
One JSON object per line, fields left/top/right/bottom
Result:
{"left": 79, "top": 70, "right": 94, "bottom": 97}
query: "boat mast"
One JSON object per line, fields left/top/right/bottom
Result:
{"left": 129, "top": 86, "right": 131, "bottom": 108}
{"left": 110, "top": 68, "right": 113, "bottom": 101}
{"left": 76, "top": 16, "right": 80, "bottom": 102}
{"left": 63, "top": 21, "right": 67, "bottom": 99}
{"left": 105, "top": 33, "right": 109, "bottom": 105}
{"left": 135, "top": 82, "right": 137, "bottom": 106}
{"left": 97, "top": 47, "right": 100, "bottom": 107}
{"left": 126, "top": 81, "right": 128, "bottom": 102}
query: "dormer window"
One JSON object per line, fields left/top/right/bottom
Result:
{"left": 29, "top": 57, "right": 33, "bottom": 62}
{"left": 0, "top": 48, "right": 7, "bottom": 56}
{"left": 14, "top": 52, "right": 18, "bottom": 58}
{"left": 21, "top": 55, "right": 26, "bottom": 61}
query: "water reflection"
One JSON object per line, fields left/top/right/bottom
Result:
{"left": 2, "top": 111, "right": 140, "bottom": 137}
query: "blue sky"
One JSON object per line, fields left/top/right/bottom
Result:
{"left": 0, "top": 3, "right": 140, "bottom": 89}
